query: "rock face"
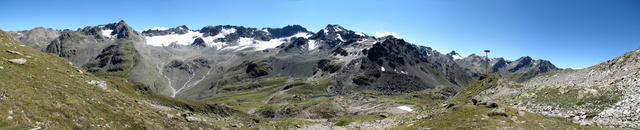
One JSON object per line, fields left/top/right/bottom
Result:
{"left": 333, "top": 37, "right": 472, "bottom": 95}
{"left": 519, "top": 48, "right": 640, "bottom": 128}
{"left": 454, "top": 54, "right": 560, "bottom": 82}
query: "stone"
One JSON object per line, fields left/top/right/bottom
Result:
{"left": 86, "top": 80, "right": 107, "bottom": 90}
{"left": 485, "top": 101, "right": 498, "bottom": 108}
{"left": 8, "top": 58, "right": 26, "bottom": 64}
{"left": 379, "top": 113, "right": 389, "bottom": 118}
{"left": 6, "top": 50, "right": 23, "bottom": 56}
{"left": 0, "top": 66, "right": 3, "bottom": 70}
{"left": 488, "top": 108, "right": 507, "bottom": 117}
{"left": 444, "top": 104, "right": 455, "bottom": 109}
{"left": 185, "top": 116, "right": 202, "bottom": 122}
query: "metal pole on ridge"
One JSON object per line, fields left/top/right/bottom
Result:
{"left": 484, "top": 50, "right": 490, "bottom": 75}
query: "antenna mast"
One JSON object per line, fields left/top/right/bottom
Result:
{"left": 484, "top": 50, "right": 491, "bottom": 74}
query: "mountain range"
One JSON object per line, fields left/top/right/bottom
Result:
{"left": 2, "top": 20, "right": 637, "bottom": 129}
{"left": 8, "top": 20, "right": 558, "bottom": 98}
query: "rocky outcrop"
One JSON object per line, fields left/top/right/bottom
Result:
{"left": 519, "top": 48, "right": 640, "bottom": 128}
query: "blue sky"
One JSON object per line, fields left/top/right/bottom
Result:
{"left": 1, "top": 0, "right": 639, "bottom": 68}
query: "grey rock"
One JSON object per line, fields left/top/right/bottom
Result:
{"left": 485, "top": 101, "right": 498, "bottom": 108}
{"left": 472, "top": 98, "right": 479, "bottom": 105}
{"left": 8, "top": 58, "right": 26, "bottom": 64}
{"left": 86, "top": 80, "right": 107, "bottom": 90}
{"left": 6, "top": 50, "right": 23, "bottom": 56}
{"left": 488, "top": 108, "right": 507, "bottom": 116}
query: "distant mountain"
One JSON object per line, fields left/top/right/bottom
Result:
{"left": 10, "top": 20, "right": 548, "bottom": 99}
{"left": 9, "top": 27, "right": 60, "bottom": 50}
{"left": 0, "top": 30, "right": 245, "bottom": 129}
{"left": 451, "top": 52, "right": 560, "bottom": 82}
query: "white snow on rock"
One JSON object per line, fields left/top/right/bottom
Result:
{"left": 333, "top": 26, "right": 343, "bottom": 32}
{"left": 452, "top": 54, "right": 463, "bottom": 60}
{"left": 375, "top": 32, "right": 402, "bottom": 39}
{"left": 144, "top": 28, "right": 313, "bottom": 52}
{"left": 292, "top": 32, "right": 313, "bottom": 39}
{"left": 145, "top": 28, "right": 236, "bottom": 47}
{"left": 381, "top": 67, "right": 386, "bottom": 71}
{"left": 355, "top": 32, "right": 366, "bottom": 37}
{"left": 143, "top": 27, "right": 170, "bottom": 31}
{"left": 336, "top": 34, "right": 344, "bottom": 41}
{"left": 145, "top": 30, "right": 203, "bottom": 46}
{"left": 397, "top": 106, "right": 413, "bottom": 112}
{"left": 101, "top": 29, "right": 115, "bottom": 38}
{"left": 308, "top": 40, "right": 318, "bottom": 51}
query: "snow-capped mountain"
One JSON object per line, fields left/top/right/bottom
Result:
{"left": 9, "top": 20, "right": 556, "bottom": 99}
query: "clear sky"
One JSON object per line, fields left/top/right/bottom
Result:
{"left": 1, "top": 0, "right": 639, "bottom": 69}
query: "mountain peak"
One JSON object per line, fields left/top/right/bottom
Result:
{"left": 177, "top": 25, "right": 189, "bottom": 30}
{"left": 324, "top": 24, "right": 346, "bottom": 33}
{"left": 447, "top": 51, "right": 464, "bottom": 60}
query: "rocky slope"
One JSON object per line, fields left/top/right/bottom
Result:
{"left": 13, "top": 21, "right": 478, "bottom": 99}
{"left": 450, "top": 51, "right": 560, "bottom": 82}
{"left": 0, "top": 30, "right": 248, "bottom": 129}
{"left": 8, "top": 27, "right": 60, "bottom": 50}
{"left": 519, "top": 48, "right": 640, "bottom": 128}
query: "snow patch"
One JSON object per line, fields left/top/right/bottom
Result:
{"left": 381, "top": 67, "right": 386, "bottom": 71}
{"left": 101, "top": 29, "right": 114, "bottom": 38}
{"left": 308, "top": 40, "right": 318, "bottom": 51}
{"left": 152, "top": 27, "right": 169, "bottom": 31}
{"left": 375, "top": 32, "right": 402, "bottom": 39}
{"left": 292, "top": 32, "right": 313, "bottom": 39}
{"left": 145, "top": 30, "right": 202, "bottom": 46}
{"left": 336, "top": 34, "right": 344, "bottom": 41}
{"left": 143, "top": 27, "right": 169, "bottom": 31}
{"left": 397, "top": 106, "right": 413, "bottom": 112}
{"left": 333, "top": 26, "right": 343, "bottom": 32}
{"left": 452, "top": 54, "right": 463, "bottom": 60}
{"left": 355, "top": 32, "right": 365, "bottom": 37}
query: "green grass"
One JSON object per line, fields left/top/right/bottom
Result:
{"left": 448, "top": 74, "right": 500, "bottom": 104}
{"left": 525, "top": 86, "right": 621, "bottom": 111}
{"left": 334, "top": 114, "right": 384, "bottom": 126}
{"left": 204, "top": 77, "right": 290, "bottom": 112}
{"left": 392, "top": 74, "right": 603, "bottom": 129}
{"left": 395, "top": 104, "right": 599, "bottom": 129}
{"left": 0, "top": 30, "right": 248, "bottom": 129}
{"left": 378, "top": 86, "right": 453, "bottom": 106}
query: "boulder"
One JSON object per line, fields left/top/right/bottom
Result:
{"left": 6, "top": 50, "right": 23, "bottom": 56}
{"left": 488, "top": 108, "right": 507, "bottom": 117}
{"left": 485, "top": 101, "right": 498, "bottom": 108}
{"left": 8, "top": 58, "right": 27, "bottom": 64}
{"left": 86, "top": 80, "right": 107, "bottom": 90}
{"left": 471, "top": 99, "right": 479, "bottom": 105}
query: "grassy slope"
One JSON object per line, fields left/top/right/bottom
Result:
{"left": 0, "top": 30, "right": 247, "bottom": 129}
{"left": 393, "top": 74, "right": 602, "bottom": 129}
